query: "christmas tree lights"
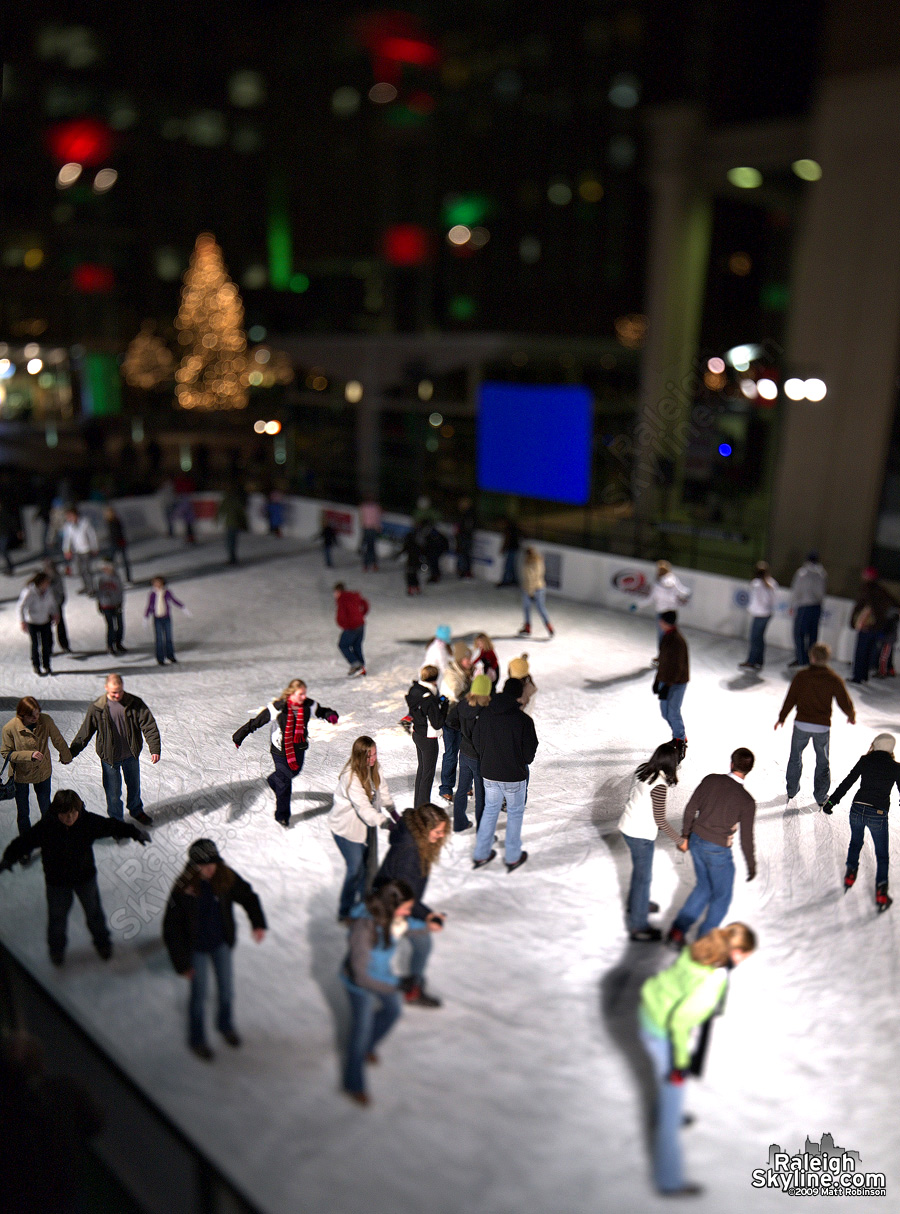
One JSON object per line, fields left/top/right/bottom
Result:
{"left": 174, "top": 234, "right": 248, "bottom": 409}
{"left": 122, "top": 322, "right": 175, "bottom": 389}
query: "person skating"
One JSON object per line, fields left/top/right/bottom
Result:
{"left": 618, "top": 741, "right": 686, "bottom": 941}
{"left": 446, "top": 674, "right": 492, "bottom": 832}
{"left": 424, "top": 625, "right": 453, "bottom": 676}
{"left": 329, "top": 737, "right": 399, "bottom": 921}
{"left": 233, "top": 678, "right": 338, "bottom": 827}
{"left": 821, "top": 732, "right": 900, "bottom": 912}
{"left": 471, "top": 676, "right": 538, "bottom": 872}
{"left": 518, "top": 546, "right": 554, "bottom": 637}
{"left": 359, "top": 498, "right": 382, "bottom": 571}
{"left": 401, "top": 526, "right": 424, "bottom": 595}
{"left": 42, "top": 557, "right": 71, "bottom": 654}
{"left": 789, "top": 550, "right": 827, "bottom": 667}
{"left": 216, "top": 487, "right": 247, "bottom": 566}
{"left": 16, "top": 572, "right": 58, "bottom": 676}
{"left": 0, "top": 789, "right": 150, "bottom": 966}
{"left": 145, "top": 575, "right": 187, "bottom": 665}
{"left": 497, "top": 517, "right": 520, "bottom": 587}
{"left": 60, "top": 507, "right": 98, "bottom": 596}
{"left": 647, "top": 561, "right": 691, "bottom": 658}
{"left": 850, "top": 567, "right": 899, "bottom": 684}
{"left": 405, "top": 666, "right": 448, "bottom": 807}
{"left": 507, "top": 654, "right": 537, "bottom": 712}
{"left": 1, "top": 696, "right": 72, "bottom": 836}
{"left": 639, "top": 923, "right": 757, "bottom": 1196}
{"left": 654, "top": 612, "right": 689, "bottom": 758}
{"left": 667, "top": 749, "right": 756, "bottom": 945}
{"left": 340, "top": 879, "right": 416, "bottom": 1105}
{"left": 471, "top": 632, "right": 499, "bottom": 684}
{"left": 373, "top": 803, "right": 449, "bottom": 1007}
{"left": 334, "top": 581, "right": 369, "bottom": 675}
{"left": 162, "top": 839, "right": 267, "bottom": 1060}
{"left": 96, "top": 561, "right": 126, "bottom": 656}
{"left": 102, "top": 505, "right": 132, "bottom": 582}
{"left": 454, "top": 497, "right": 475, "bottom": 579}
{"left": 319, "top": 517, "right": 337, "bottom": 567}
{"left": 775, "top": 642, "right": 855, "bottom": 807}
{"left": 69, "top": 674, "right": 159, "bottom": 826}
{"left": 422, "top": 524, "right": 449, "bottom": 584}
{"left": 739, "top": 562, "right": 778, "bottom": 671}
{"left": 437, "top": 642, "right": 472, "bottom": 802}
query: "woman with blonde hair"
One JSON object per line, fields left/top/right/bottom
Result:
{"left": 639, "top": 922, "right": 757, "bottom": 1196}
{"left": 471, "top": 633, "right": 499, "bottom": 684}
{"left": 1, "top": 696, "right": 72, "bottom": 835}
{"left": 328, "top": 736, "right": 399, "bottom": 921}
{"left": 232, "top": 679, "right": 338, "bottom": 826}
{"left": 518, "top": 546, "right": 554, "bottom": 638}
{"left": 374, "top": 802, "right": 450, "bottom": 1007}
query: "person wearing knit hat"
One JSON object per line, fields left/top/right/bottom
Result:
{"left": 424, "top": 626, "right": 452, "bottom": 676}
{"left": 437, "top": 643, "right": 473, "bottom": 802}
{"left": 822, "top": 732, "right": 900, "bottom": 911}
{"left": 507, "top": 654, "right": 537, "bottom": 711}
{"left": 163, "top": 839, "right": 267, "bottom": 1059}
{"left": 446, "top": 675, "right": 493, "bottom": 831}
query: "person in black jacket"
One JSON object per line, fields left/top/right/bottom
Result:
{"left": 373, "top": 803, "right": 450, "bottom": 1007}
{"left": 405, "top": 666, "right": 448, "bottom": 807}
{"left": 162, "top": 838, "right": 267, "bottom": 1060}
{"left": 233, "top": 678, "right": 338, "bottom": 827}
{"left": 446, "top": 674, "right": 492, "bottom": 831}
{"left": 822, "top": 732, "right": 900, "bottom": 910}
{"left": 471, "top": 677, "right": 538, "bottom": 872}
{"left": 0, "top": 789, "right": 150, "bottom": 965}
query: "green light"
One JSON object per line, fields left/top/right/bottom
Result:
{"left": 385, "top": 106, "right": 428, "bottom": 129}
{"left": 727, "top": 167, "right": 762, "bottom": 189}
{"left": 792, "top": 158, "right": 822, "bottom": 182}
{"left": 761, "top": 282, "right": 790, "bottom": 311}
{"left": 267, "top": 176, "right": 293, "bottom": 290}
{"left": 442, "top": 194, "right": 491, "bottom": 228}
{"left": 289, "top": 273, "right": 310, "bottom": 293}
{"left": 83, "top": 352, "right": 121, "bottom": 417}
{"left": 448, "top": 294, "right": 477, "bottom": 320}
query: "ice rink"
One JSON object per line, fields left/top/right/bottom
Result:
{"left": 0, "top": 536, "right": 897, "bottom": 1214}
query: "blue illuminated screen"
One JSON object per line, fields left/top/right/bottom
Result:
{"left": 477, "top": 382, "right": 593, "bottom": 505}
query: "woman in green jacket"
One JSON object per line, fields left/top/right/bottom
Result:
{"left": 639, "top": 922, "right": 756, "bottom": 1196}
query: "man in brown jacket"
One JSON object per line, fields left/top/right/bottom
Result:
{"left": 653, "top": 611, "right": 689, "bottom": 757}
{"left": 667, "top": 747, "right": 756, "bottom": 946}
{"left": 776, "top": 642, "right": 855, "bottom": 807}
{"left": 1, "top": 696, "right": 72, "bottom": 835}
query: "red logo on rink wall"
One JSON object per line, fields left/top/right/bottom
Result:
{"left": 612, "top": 570, "right": 648, "bottom": 594}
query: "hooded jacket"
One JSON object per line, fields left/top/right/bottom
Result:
{"left": 70, "top": 692, "right": 161, "bottom": 762}
{"left": 233, "top": 697, "right": 336, "bottom": 753}
{"left": 162, "top": 863, "right": 267, "bottom": 974}
{"left": 471, "top": 690, "right": 538, "bottom": 781}
{"left": 405, "top": 681, "right": 447, "bottom": 739}
{"left": 1, "top": 713, "right": 72, "bottom": 784}
{"left": 1, "top": 811, "right": 145, "bottom": 887}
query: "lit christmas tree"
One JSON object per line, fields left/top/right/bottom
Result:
{"left": 174, "top": 233, "right": 248, "bottom": 409}
{"left": 122, "top": 322, "right": 175, "bottom": 389}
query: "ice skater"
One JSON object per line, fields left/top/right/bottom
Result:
{"left": 775, "top": 642, "right": 855, "bottom": 807}
{"left": 319, "top": 517, "right": 337, "bottom": 567}
{"left": 739, "top": 561, "right": 778, "bottom": 671}
{"left": 328, "top": 737, "right": 399, "bottom": 922}
{"left": 647, "top": 560, "right": 691, "bottom": 657}
{"left": 821, "top": 732, "right": 900, "bottom": 912}
{"left": 373, "top": 802, "right": 449, "bottom": 1007}
{"left": 163, "top": 839, "right": 267, "bottom": 1060}
{"left": 1, "top": 696, "right": 72, "bottom": 835}
{"left": 471, "top": 676, "right": 538, "bottom": 873}
{"left": 850, "top": 567, "right": 898, "bottom": 684}
{"left": 334, "top": 581, "right": 369, "bottom": 676}
{"left": 145, "top": 575, "right": 187, "bottom": 665}
{"left": 61, "top": 506, "right": 98, "bottom": 596}
{"left": 405, "top": 666, "right": 448, "bottom": 807}
{"left": 639, "top": 923, "right": 757, "bottom": 1196}
{"left": 42, "top": 557, "right": 71, "bottom": 654}
{"left": 507, "top": 654, "right": 537, "bottom": 711}
{"left": 437, "top": 642, "right": 472, "bottom": 802}
{"left": 518, "top": 546, "right": 554, "bottom": 637}
{"left": 17, "top": 572, "right": 58, "bottom": 676}
{"left": 618, "top": 741, "right": 686, "bottom": 942}
{"left": 424, "top": 624, "right": 453, "bottom": 675}
{"left": 446, "top": 674, "right": 492, "bottom": 832}
{"left": 653, "top": 612, "right": 689, "bottom": 758}
{"left": 471, "top": 632, "right": 499, "bottom": 684}
{"left": 233, "top": 678, "right": 338, "bottom": 827}
{"left": 667, "top": 749, "right": 756, "bottom": 946}
{"left": 0, "top": 789, "right": 150, "bottom": 966}
{"left": 789, "top": 550, "right": 827, "bottom": 667}
{"left": 401, "top": 526, "right": 423, "bottom": 595}
{"left": 97, "top": 561, "right": 126, "bottom": 655}
{"left": 341, "top": 879, "right": 416, "bottom": 1105}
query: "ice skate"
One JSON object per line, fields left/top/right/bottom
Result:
{"left": 517, "top": 623, "right": 531, "bottom": 636}
{"left": 843, "top": 868, "right": 857, "bottom": 893}
{"left": 876, "top": 883, "right": 892, "bottom": 913}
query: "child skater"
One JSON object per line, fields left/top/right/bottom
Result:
{"left": 471, "top": 633, "right": 499, "bottom": 684}
{"left": 233, "top": 678, "right": 338, "bottom": 827}
{"left": 145, "top": 575, "right": 188, "bottom": 665}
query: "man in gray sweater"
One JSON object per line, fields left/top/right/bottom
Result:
{"left": 666, "top": 748, "right": 756, "bottom": 945}
{"left": 790, "top": 551, "right": 827, "bottom": 667}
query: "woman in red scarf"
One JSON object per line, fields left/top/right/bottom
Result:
{"left": 233, "top": 679, "right": 338, "bottom": 827}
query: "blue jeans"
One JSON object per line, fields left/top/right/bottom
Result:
{"left": 333, "top": 833, "right": 368, "bottom": 919}
{"left": 453, "top": 751, "right": 484, "bottom": 830}
{"left": 338, "top": 626, "right": 365, "bottom": 668}
{"left": 100, "top": 755, "right": 143, "bottom": 820}
{"left": 623, "top": 834, "right": 655, "bottom": 931}
{"left": 154, "top": 616, "right": 175, "bottom": 663}
{"left": 640, "top": 1026, "right": 686, "bottom": 1193}
{"left": 362, "top": 529, "right": 378, "bottom": 569}
{"left": 793, "top": 604, "right": 821, "bottom": 665}
{"left": 746, "top": 615, "right": 769, "bottom": 667}
{"left": 786, "top": 726, "right": 830, "bottom": 804}
{"left": 439, "top": 725, "right": 460, "bottom": 797}
{"left": 673, "top": 834, "right": 735, "bottom": 936}
{"left": 189, "top": 943, "right": 234, "bottom": 1047}
{"left": 847, "top": 803, "right": 889, "bottom": 886}
{"left": 475, "top": 778, "right": 527, "bottom": 864}
{"left": 341, "top": 977, "right": 402, "bottom": 1094}
{"left": 15, "top": 777, "right": 51, "bottom": 835}
{"left": 853, "top": 631, "right": 878, "bottom": 682}
{"left": 405, "top": 916, "right": 432, "bottom": 980}
{"left": 522, "top": 588, "right": 551, "bottom": 628}
{"left": 659, "top": 682, "right": 687, "bottom": 740}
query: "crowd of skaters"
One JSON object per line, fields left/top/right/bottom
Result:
{"left": 1, "top": 530, "right": 899, "bottom": 1198}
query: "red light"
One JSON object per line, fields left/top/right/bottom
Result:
{"left": 47, "top": 118, "right": 114, "bottom": 166}
{"left": 377, "top": 36, "right": 440, "bottom": 67}
{"left": 382, "top": 224, "right": 430, "bottom": 267}
{"left": 72, "top": 264, "right": 115, "bottom": 293}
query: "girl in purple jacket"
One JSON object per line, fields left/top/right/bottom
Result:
{"left": 145, "top": 576, "right": 187, "bottom": 665}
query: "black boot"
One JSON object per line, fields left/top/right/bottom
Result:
{"left": 876, "top": 883, "right": 892, "bottom": 913}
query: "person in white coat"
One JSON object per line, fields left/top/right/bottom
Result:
{"left": 329, "top": 737, "right": 399, "bottom": 921}
{"left": 648, "top": 561, "right": 691, "bottom": 657}
{"left": 739, "top": 562, "right": 779, "bottom": 671}
{"left": 60, "top": 507, "right": 99, "bottom": 596}
{"left": 423, "top": 625, "right": 452, "bottom": 675}
{"left": 17, "top": 573, "right": 59, "bottom": 676}
{"left": 619, "top": 740, "right": 686, "bottom": 940}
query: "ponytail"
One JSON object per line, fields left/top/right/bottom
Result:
{"left": 690, "top": 922, "right": 757, "bottom": 967}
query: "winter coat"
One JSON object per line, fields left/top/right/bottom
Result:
{"left": 657, "top": 627, "right": 689, "bottom": 685}
{"left": 405, "top": 682, "right": 447, "bottom": 739}
{"left": 345, "top": 907, "right": 400, "bottom": 995}
{"left": 233, "top": 696, "right": 336, "bottom": 754}
{"left": 373, "top": 820, "right": 432, "bottom": 920}
{"left": 439, "top": 661, "right": 470, "bottom": 703}
{"left": 424, "top": 638, "right": 451, "bottom": 675}
{"left": 335, "top": 591, "right": 369, "bottom": 631}
{"left": 61, "top": 517, "right": 98, "bottom": 555}
{"left": 1, "top": 713, "right": 72, "bottom": 784}
{"left": 472, "top": 646, "right": 499, "bottom": 683}
{"left": 640, "top": 948, "right": 728, "bottom": 1069}
{"left": 851, "top": 581, "right": 899, "bottom": 632}
{"left": 747, "top": 577, "right": 777, "bottom": 617}
{"left": 1, "top": 811, "right": 145, "bottom": 888}
{"left": 328, "top": 770, "right": 395, "bottom": 844}
{"left": 144, "top": 588, "right": 184, "bottom": 619}
{"left": 162, "top": 864, "right": 267, "bottom": 974}
{"left": 471, "top": 690, "right": 538, "bottom": 781}
{"left": 522, "top": 554, "right": 546, "bottom": 596}
{"left": 70, "top": 692, "right": 161, "bottom": 762}
{"left": 828, "top": 749, "right": 900, "bottom": 812}
{"left": 446, "top": 696, "right": 487, "bottom": 761}
{"left": 649, "top": 573, "right": 690, "bottom": 613}
{"left": 96, "top": 571, "right": 123, "bottom": 610}
{"left": 790, "top": 561, "right": 827, "bottom": 608}
{"left": 17, "top": 585, "right": 57, "bottom": 626}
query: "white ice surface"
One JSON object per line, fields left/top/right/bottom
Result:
{"left": 0, "top": 537, "right": 898, "bottom": 1214}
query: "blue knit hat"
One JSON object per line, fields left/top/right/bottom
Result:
{"left": 435, "top": 625, "right": 451, "bottom": 642}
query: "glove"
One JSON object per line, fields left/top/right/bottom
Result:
{"left": 747, "top": 871, "right": 756, "bottom": 882}
{"left": 821, "top": 800, "right": 833, "bottom": 815}
{"left": 0, "top": 859, "right": 12, "bottom": 874}
{"left": 135, "top": 829, "right": 152, "bottom": 846}
{"left": 326, "top": 712, "right": 339, "bottom": 725}
{"left": 667, "top": 1069, "right": 687, "bottom": 1085}
{"left": 232, "top": 733, "right": 242, "bottom": 747}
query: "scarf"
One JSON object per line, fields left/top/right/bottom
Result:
{"left": 283, "top": 701, "right": 306, "bottom": 771}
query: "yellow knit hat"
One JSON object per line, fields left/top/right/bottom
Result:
{"left": 508, "top": 654, "right": 529, "bottom": 678}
